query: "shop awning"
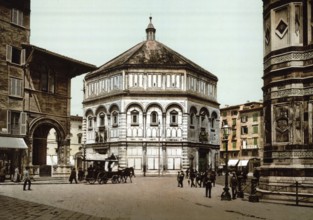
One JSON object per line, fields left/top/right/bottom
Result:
{"left": 0, "top": 137, "right": 27, "bottom": 149}
{"left": 228, "top": 159, "right": 239, "bottom": 167}
{"left": 238, "top": 160, "right": 249, "bottom": 167}
{"left": 85, "top": 153, "right": 108, "bottom": 161}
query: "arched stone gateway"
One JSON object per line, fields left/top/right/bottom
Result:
{"left": 28, "top": 117, "right": 71, "bottom": 177}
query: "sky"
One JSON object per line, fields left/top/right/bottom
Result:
{"left": 30, "top": 0, "right": 263, "bottom": 116}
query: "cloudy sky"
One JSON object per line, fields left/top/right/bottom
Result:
{"left": 30, "top": 0, "right": 263, "bottom": 116}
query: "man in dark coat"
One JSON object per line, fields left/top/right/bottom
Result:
{"left": 205, "top": 178, "right": 212, "bottom": 198}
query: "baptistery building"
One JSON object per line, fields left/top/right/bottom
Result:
{"left": 82, "top": 18, "right": 220, "bottom": 175}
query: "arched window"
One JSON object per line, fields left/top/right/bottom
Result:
{"left": 190, "top": 113, "right": 195, "bottom": 128}
{"left": 150, "top": 111, "right": 158, "bottom": 125}
{"left": 99, "top": 113, "right": 105, "bottom": 126}
{"left": 131, "top": 110, "right": 139, "bottom": 126}
{"left": 112, "top": 111, "right": 119, "bottom": 127}
{"left": 170, "top": 110, "right": 178, "bottom": 126}
{"left": 88, "top": 116, "right": 93, "bottom": 130}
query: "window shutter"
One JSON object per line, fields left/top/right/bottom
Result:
{"left": 17, "top": 79, "right": 22, "bottom": 96}
{"left": 11, "top": 9, "right": 17, "bottom": 24}
{"left": 19, "top": 112, "right": 27, "bottom": 135}
{"left": 21, "top": 49, "right": 26, "bottom": 65}
{"left": 19, "top": 11, "right": 23, "bottom": 26}
{"left": 7, "top": 111, "right": 11, "bottom": 133}
{"left": 6, "top": 45, "right": 12, "bottom": 62}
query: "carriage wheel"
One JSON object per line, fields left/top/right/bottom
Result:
{"left": 112, "top": 175, "right": 118, "bottom": 184}
{"left": 102, "top": 173, "right": 109, "bottom": 184}
{"left": 97, "top": 172, "right": 105, "bottom": 184}
{"left": 87, "top": 178, "right": 96, "bottom": 184}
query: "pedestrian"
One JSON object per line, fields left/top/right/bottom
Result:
{"left": 0, "top": 166, "right": 5, "bottom": 182}
{"left": 210, "top": 170, "right": 216, "bottom": 187}
{"left": 177, "top": 171, "right": 181, "bottom": 187}
{"left": 78, "top": 167, "right": 84, "bottom": 181}
{"left": 13, "top": 167, "right": 20, "bottom": 182}
{"left": 205, "top": 178, "right": 212, "bottom": 198}
{"left": 179, "top": 170, "right": 185, "bottom": 188}
{"left": 23, "top": 166, "right": 31, "bottom": 191}
{"left": 69, "top": 168, "right": 78, "bottom": 184}
{"left": 190, "top": 170, "right": 196, "bottom": 188}
{"left": 230, "top": 173, "right": 238, "bottom": 199}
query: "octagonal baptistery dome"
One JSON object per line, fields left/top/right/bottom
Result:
{"left": 83, "top": 17, "right": 220, "bottom": 175}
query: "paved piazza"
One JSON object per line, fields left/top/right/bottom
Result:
{"left": 0, "top": 176, "right": 313, "bottom": 220}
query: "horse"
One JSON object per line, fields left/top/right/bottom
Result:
{"left": 120, "top": 167, "right": 135, "bottom": 183}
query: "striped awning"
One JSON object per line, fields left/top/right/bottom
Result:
{"left": 238, "top": 160, "right": 249, "bottom": 167}
{"left": 228, "top": 159, "right": 239, "bottom": 167}
{"left": 0, "top": 137, "right": 27, "bottom": 149}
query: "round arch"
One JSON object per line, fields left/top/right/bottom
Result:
{"left": 95, "top": 105, "right": 107, "bottom": 115}
{"left": 84, "top": 108, "right": 94, "bottom": 117}
{"left": 28, "top": 117, "right": 67, "bottom": 172}
{"left": 165, "top": 102, "right": 185, "bottom": 113}
{"left": 189, "top": 106, "right": 198, "bottom": 114}
{"left": 199, "top": 107, "right": 210, "bottom": 117}
{"left": 146, "top": 102, "right": 164, "bottom": 113}
{"left": 108, "top": 104, "right": 120, "bottom": 113}
{"left": 125, "top": 102, "right": 144, "bottom": 112}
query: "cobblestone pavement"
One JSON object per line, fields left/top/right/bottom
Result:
{"left": 1, "top": 176, "right": 313, "bottom": 220}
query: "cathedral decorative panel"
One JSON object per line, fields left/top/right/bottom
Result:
{"left": 275, "top": 19, "right": 288, "bottom": 39}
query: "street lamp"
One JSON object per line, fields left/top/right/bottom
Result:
{"left": 158, "top": 120, "right": 161, "bottom": 177}
{"left": 83, "top": 141, "right": 86, "bottom": 172}
{"left": 221, "top": 124, "right": 232, "bottom": 201}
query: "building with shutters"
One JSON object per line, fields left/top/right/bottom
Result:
{"left": 0, "top": 0, "right": 96, "bottom": 178}
{"left": 220, "top": 101, "right": 263, "bottom": 173}
{"left": 82, "top": 17, "right": 220, "bottom": 176}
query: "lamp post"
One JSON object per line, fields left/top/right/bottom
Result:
{"left": 83, "top": 141, "right": 86, "bottom": 172}
{"left": 221, "top": 124, "right": 232, "bottom": 201}
{"left": 158, "top": 120, "right": 161, "bottom": 177}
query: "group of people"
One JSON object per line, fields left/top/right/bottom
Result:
{"left": 0, "top": 163, "right": 21, "bottom": 182}
{"left": 177, "top": 169, "right": 217, "bottom": 198}
{"left": 176, "top": 168, "right": 247, "bottom": 200}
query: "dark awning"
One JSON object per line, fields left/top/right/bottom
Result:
{"left": 0, "top": 137, "right": 27, "bottom": 149}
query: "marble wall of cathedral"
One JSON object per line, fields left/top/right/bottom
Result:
{"left": 84, "top": 71, "right": 217, "bottom": 101}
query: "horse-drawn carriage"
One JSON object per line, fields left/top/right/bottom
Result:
{"left": 85, "top": 157, "right": 135, "bottom": 184}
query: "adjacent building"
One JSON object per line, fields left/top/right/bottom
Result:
{"left": 0, "top": 0, "right": 96, "bottom": 178}
{"left": 82, "top": 17, "right": 220, "bottom": 175}
{"left": 220, "top": 101, "right": 263, "bottom": 173}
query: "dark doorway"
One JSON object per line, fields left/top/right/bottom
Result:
{"left": 198, "top": 150, "right": 208, "bottom": 172}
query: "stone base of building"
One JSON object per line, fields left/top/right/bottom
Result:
{"left": 30, "top": 164, "right": 73, "bottom": 178}
{"left": 257, "top": 165, "right": 313, "bottom": 204}
{"left": 51, "top": 165, "right": 73, "bottom": 178}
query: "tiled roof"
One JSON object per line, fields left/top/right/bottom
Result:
{"left": 86, "top": 40, "right": 217, "bottom": 81}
